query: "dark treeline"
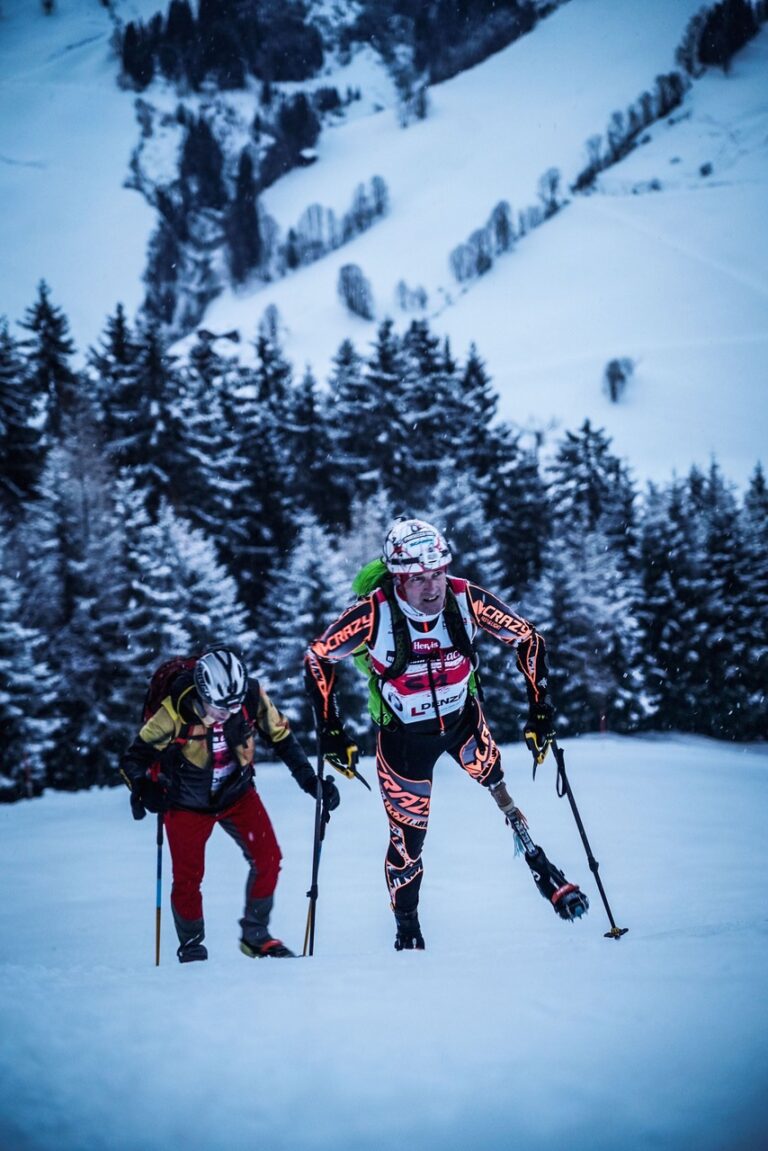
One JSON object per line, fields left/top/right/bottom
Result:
{"left": 119, "top": 0, "right": 548, "bottom": 93}
{"left": 1, "top": 283, "right": 766, "bottom": 801}
{"left": 120, "top": 0, "right": 325, "bottom": 90}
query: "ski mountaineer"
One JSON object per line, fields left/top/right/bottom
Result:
{"left": 120, "top": 647, "right": 340, "bottom": 962}
{"left": 304, "top": 517, "right": 588, "bottom": 951}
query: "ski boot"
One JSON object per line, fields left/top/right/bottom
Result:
{"left": 394, "top": 909, "right": 425, "bottom": 951}
{"left": 174, "top": 913, "right": 208, "bottom": 963}
{"left": 240, "top": 936, "right": 295, "bottom": 958}
{"left": 177, "top": 936, "right": 208, "bottom": 963}
{"left": 525, "top": 846, "right": 589, "bottom": 921}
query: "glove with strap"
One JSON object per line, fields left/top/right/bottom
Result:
{"left": 524, "top": 701, "right": 555, "bottom": 765}
{"left": 320, "top": 726, "right": 360, "bottom": 778}
{"left": 128, "top": 771, "right": 171, "bottom": 820}
{"left": 301, "top": 773, "right": 341, "bottom": 820}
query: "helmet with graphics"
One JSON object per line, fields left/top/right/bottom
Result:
{"left": 194, "top": 647, "right": 247, "bottom": 710}
{"left": 383, "top": 517, "right": 452, "bottom": 575}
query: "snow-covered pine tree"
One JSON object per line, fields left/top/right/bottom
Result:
{"left": 528, "top": 528, "right": 645, "bottom": 734}
{"left": 738, "top": 464, "right": 768, "bottom": 738}
{"left": 106, "top": 483, "right": 251, "bottom": 766}
{"left": 105, "top": 320, "right": 187, "bottom": 517}
{"left": 253, "top": 332, "right": 293, "bottom": 408}
{"left": 17, "top": 281, "right": 80, "bottom": 442}
{"left": 227, "top": 340, "right": 296, "bottom": 619}
{"left": 451, "top": 343, "right": 550, "bottom": 597}
{"left": 16, "top": 429, "right": 125, "bottom": 789}
{"left": 0, "top": 318, "right": 44, "bottom": 515}
{"left": 540, "top": 422, "right": 643, "bottom": 733}
{"left": 87, "top": 303, "right": 143, "bottom": 449}
{"left": 287, "top": 366, "right": 348, "bottom": 529}
{"left": 489, "top": 429, "right": 550, "bottom": 599}
{"left": 256, "top": 512, "right": 368, "bottom": 746}
{"left": 635, "top": 478, "right": 702, "bottom": 732}
{"left": 681, "top": 462, "right": 750, "bottom": 739}
{"left": 172, "top": 332, "right": 250, "bottom": 562}
{"left": 325, "top": 337, "right": 380, "bottom": 513}
{"left": 143, "top": 217, "right": 181, "bottom": 327}
{"left": 394, "top": 319, "right": 462, "bottom": 501}
{"left": 109, "top": 480, "right": 194, "bottom": 687}
{"left": 0, "top": 536, "right": 55, "bottom": 800}
{"left": 179, "top": 115, "right": 227, "bottom": 212}
{"left": 548, "top": 419, "right": 637, "bottom": 562}
{"left": 152, "top": 498, "right": 251, "bottom": 650}
{"left": 227, "top": 150, "right": 262, "bottom": 284}
{"left": 363, "top": 319, "right": 409, "bottom": 503}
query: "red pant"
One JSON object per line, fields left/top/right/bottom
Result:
{"left": 164, "top": 788, "right": 281, "bottom": 923}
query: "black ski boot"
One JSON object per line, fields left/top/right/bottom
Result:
{"left": 239, "top": 936, "right": 295, "bottom": 958}
{"left": 239, "top": 896, "right": 294, "bottom": 957}
{"left": 177, "top": 935, "right": 208, "bottom": 963}
{"left": 525, "top": 847, "right": 589, "bottom": 921}
{"left": 394, "top": 909, "right": 425, "bottom": 951}
{"left": 174, "top": 912, "right": 208, "bottom": 963}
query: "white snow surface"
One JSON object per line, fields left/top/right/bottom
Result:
{"left": 1, "top": 735, "right": 767, "bottom": 1150}
{"left": 0, "top": 0, "right": 765, "bottom": 487}
{"left": 0, "top": 0, "right": 155, "bottom": 351}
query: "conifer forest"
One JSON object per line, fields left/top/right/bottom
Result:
{"left": 1, "top": 281, "right": 766, "bottom": 801}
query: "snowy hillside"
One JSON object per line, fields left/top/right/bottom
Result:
{"left": 200, "top": 2, "right": 768, "bottom": 487}
{"left": 0, "top": 0, "right": 155, "bottom": 352}
{"left": 0, "top": 0, "right": 765, "bottom": 487}
{"left": 1, "top": 735, "right": 767, "bottom": 1150}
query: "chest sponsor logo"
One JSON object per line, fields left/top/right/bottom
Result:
{"left": 411, "top": 637, "right": 441, "bottom": 655}
{"left": 410, "top": 689, "right": 465, "bottom": 717}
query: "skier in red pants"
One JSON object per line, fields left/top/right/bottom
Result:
{"left": 121, "top": 647, "right": 339, "bottom": 962}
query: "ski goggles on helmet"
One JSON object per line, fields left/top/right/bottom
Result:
{"left": 202, "top": 699, "right": 242, "bottom": 722}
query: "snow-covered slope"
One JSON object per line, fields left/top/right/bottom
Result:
{"left": 199, "top": 1, "right": 767, "bottom": 487}
{"left": 0, "top": 0, "right": 765, "bottom": 486}
{"left": 1, "top": 735, "right": 767, "bottom": 1150}
{"left": 0, "top": 0, "right": 155, "bottom": 348}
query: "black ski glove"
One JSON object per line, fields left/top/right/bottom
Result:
{"left": 524, "top": 702, "right": 555, "bottom": 765}
{"left": 322, "top": 776, "right": 341, "bottom": 811}
{"left": 320, "top": 726, "right": 359, "bottom": 778}
{"left": 301, "top": 773, "right": 341, "bottom": 818}
{"left": 129, "top": 773, "right": 170, "bottom": 820}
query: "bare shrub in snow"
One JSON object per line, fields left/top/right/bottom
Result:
{"left": 603, "top": 357, "right": 635, "bottom": 403}
{"left": 338, "top": 264, "right": 374, "bottom": 320}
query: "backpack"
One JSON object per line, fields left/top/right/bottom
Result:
{"left": 142, "top": 654, "right": 199, "bottom": 724}
{"left": 140, "top": 654, "right": 200, "bottom": 779}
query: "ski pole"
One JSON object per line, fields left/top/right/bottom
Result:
{"left": 155, "top": 812, "right": 164, "bottom": 966}
{"left": 550, "top": 739, "right": 628, "bottom": 940}
{"left": 303, "top": 734, "right": 329, "bottom": 956}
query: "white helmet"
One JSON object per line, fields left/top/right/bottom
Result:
{"left": 194, "top": 648, "right": 247, "bottom": 710}
{"left": 383, "top": 517, "right": 452, "bottom": 574}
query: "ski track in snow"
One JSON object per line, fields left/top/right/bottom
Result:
{"left": 501, "top": 330, "right": 768, "bottom": 376}
{"left": 0, "top": 153, "right": 46, "bottom": 169}
{"left": 590, "top": 192, "right": 768, "bottom": 301}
